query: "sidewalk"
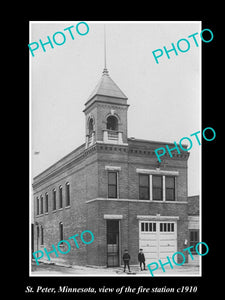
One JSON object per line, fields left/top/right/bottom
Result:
{"left": 31, "top": 260, "right": 200, "bottom": 276}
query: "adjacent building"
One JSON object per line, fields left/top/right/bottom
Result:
{"left": 187, "top": 195, "right": 200, "bottom": 264}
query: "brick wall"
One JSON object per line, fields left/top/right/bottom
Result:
{"left": 188, "top": 195, "right": 199, "bottom": 215}
{"left": 33, "top": 149, "right": 99, "bottom": 266}
{"left": 33, "top": 137, "right": 189, "bottom": 267}
{"left": 87, "top": 199, "right": 188, "bottom": 266}
{"left": 96, "top": 141, "right": 188, "bottom": 202}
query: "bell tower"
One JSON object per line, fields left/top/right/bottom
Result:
{"left": 83, "top": 26, "right": 129, "bottom": 148}
{"left": 83, "top": 67, "right": 129, "bottom": 148}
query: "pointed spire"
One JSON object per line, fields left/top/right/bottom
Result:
{"left": 102, "top": 24, "right": 109, "bottom": 76}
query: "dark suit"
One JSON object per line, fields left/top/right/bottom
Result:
{"left": 123, "top": 253, "right": 130, "bottom": 272}
{"left": 138, "top": 252, "right": 146, "bottom": 270}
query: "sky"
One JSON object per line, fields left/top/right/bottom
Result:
{"left": 30, "top": 21, "right": 201, "bottom": 196}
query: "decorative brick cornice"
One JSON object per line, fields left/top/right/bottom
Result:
{"left": 33, "top": 138, "right": 189, "bottom": 190}
{"left": 96, "top": 142, "right": 189, "bottom": 160}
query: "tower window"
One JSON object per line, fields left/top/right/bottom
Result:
{"left": 107, "top": 115, "right": 118, "bottom": 131}
{"left": 88, "top": 118, "right": 94, "bottom": 135}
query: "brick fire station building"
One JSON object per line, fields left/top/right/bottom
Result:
{"left": 32, "top": 66, "right": 199, "bottom": 268}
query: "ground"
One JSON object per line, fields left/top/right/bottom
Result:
{"left": 31, "top": 261, "right": 200, "bottom": 276}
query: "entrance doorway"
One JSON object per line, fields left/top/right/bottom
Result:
{"left": 106, "top": 220, "right": 119, "bottom": 267}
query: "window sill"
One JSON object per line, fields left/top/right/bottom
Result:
{"left": 65, "top": 205, "right": 71, "bottom": 209}
{"left": 139, "top": 199, "right": 176, "bottom": 202}
{"left": 86, "top": 198, "right": 188, "bottom": 204}
{"left": 151, "top": 200, "right": 185, "bottom": 204}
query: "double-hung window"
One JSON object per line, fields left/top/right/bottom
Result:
{"left": 137, "top": 169, "right": 177, "bottom": 201}
{"left": 108, "top": 172, "right": 117, "bottom": 198}
{"left": 165, "top": 176, "right": 175, "bottom": 201}
{"left": 152, "top": 175, "right": 163, "bottom": 200}
{"left": 190, "top": 230, "right": 199, "bottom": 253}
{"left": 139, "top": 174, "right": 149, "bottom": 200}
{"left": 52, "top": 189, "right": 56, "bottom": 211}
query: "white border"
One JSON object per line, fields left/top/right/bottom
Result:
{"left": 29, "top": 20, "right": 202, "bottom": 277}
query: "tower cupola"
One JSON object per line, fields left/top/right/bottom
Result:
{"left": 83, "top": 68, "right": 129, "bottom": 148}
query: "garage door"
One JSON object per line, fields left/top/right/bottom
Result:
{"left": 139, "top": 221, "right": 177, "bottom": 264}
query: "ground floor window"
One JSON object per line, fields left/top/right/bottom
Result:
{"left": 106, "top": 220, "right": 119, "bottom": 267}
{"left": 36, "top": 197, "right": 39, "bottom": 215}
{"left": 189, "top": 229, "right": 199, "bottom": 253}
{"left": 59, "top": 222, "right": 63, "bottom": 240}
{"left": 40, "top": 225, "right": 44, "bottom": 245}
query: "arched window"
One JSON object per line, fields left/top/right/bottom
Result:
{"left": 59, "top": 185, "right": 63, "bottom": 208}
{"left": 52, "top": 189, "right": 56, "bottom": 211}
{"left": 45, "top": 193, "right": 48, "bottom": 213}
{"left": 88, "top": 118, "right": 94, "bottom": 135}
{"left": 36, "top": 197, "right": 39, "bottom": 215}
{"left": 65, "top": 182, "right": 70, "bottom": 206}
{"left": 40, "top": 195, "right": 43, "bottom": 214}
{"left": 107, "top": 115, "right": 118, "bottom": 131}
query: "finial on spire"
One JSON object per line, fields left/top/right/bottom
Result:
{"left": 104, "top": 24, "right": 106, "bottom": 69}
{"left": 103, "top": 24, "right": 109, "bottom": 76}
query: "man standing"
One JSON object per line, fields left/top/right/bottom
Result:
{"left": 138, "top": 249, "right": 146, "bottom": 271}
{"left": 122, "top": 249, "right": 131, "bottom": 272}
